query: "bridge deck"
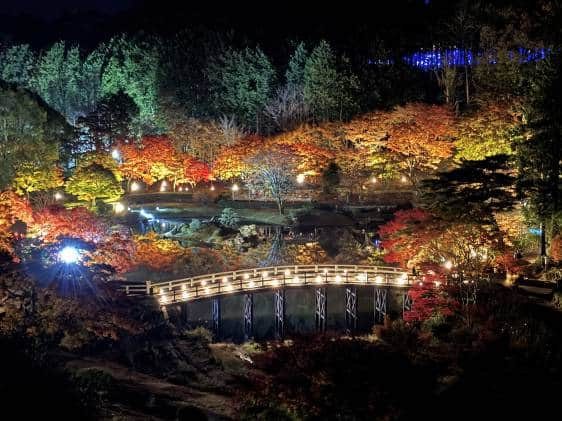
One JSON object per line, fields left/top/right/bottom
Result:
{"left": 129, "top": 264, "right": 413, "bottom": 305}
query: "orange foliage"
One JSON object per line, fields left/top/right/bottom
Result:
{"left": 180, "top": 155, "right": 211, "bottom": 186}
{"left": 133, "top": 232, "right": 186, "bottom": 271}
{"left": 551, "top": 235, "right": 562, "bottom": 263}
{"left": 86, "top": 233, "right": 136, "bottom": 273}
{"left": 32, "top": 206, "right": 109, "bottom": 244}
{"left": 212, "top": 136, "right": 265, "bottom": 180}
{"left": 0, "top": 191, "right": 33, "bottom": 255}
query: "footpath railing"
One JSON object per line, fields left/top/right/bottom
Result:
{"left": 127, "top": 264, "right": 413, "bottom": 305}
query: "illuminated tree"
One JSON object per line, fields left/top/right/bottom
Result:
{"left": 12, "top": 163, "right": 64, "bottom": 197}
{"left": 208, "top": 47, "right": 275, "bottom": 132}
{"left": 212, "top": 136, "right": 264, "bottom": 180}
{"left": 384, "top": 104, "right": 455, "bottom": 187}
{"left": 0, "top": 44, "right": 36, "bottom": 87}
{"left": 102, "top": 37, "right": 159, "bottom": 123}
{"left": 86, "top": 233, "right": 135, "bottom": 273}
{"left": 32, "top": 206, "right": 109, "bottom": 244}
{"left": 0, "top": 191, "right": 33, "bottom": 256}
{"left": 65, "top": 163, "right": 123, "bottom": 208}
{"left": 454, "top": 103, "right": 521, "bottom": 162}
{"left": 304, "top": 40, "right": 358, "bottom": 121}
{"left": 0, "top": 83, "right": 65, "bottom": 190}
{"left": 245, "top": 148, "right": 297, "bottom": 215}
{"left": 180, "top": 156, "right": 211, "bottom": 186}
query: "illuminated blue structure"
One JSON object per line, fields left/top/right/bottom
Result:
{"left": 369, "top": 47, "right": 548, "bottom": 70}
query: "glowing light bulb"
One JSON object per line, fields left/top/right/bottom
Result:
{"left": 111, "top": 149, "right": 120, "bottom": 160}
{"left": 232, "top": 183, "right": 239, "bottom": 191}
{"left": 296, "top": 174, "right": 305, "bottom": 184}
{"left": 243, "top": 273, "right": 250, "bottom": 280}
{"left": 182, "top": 291, "right": 189, "bottom": 300}
{"left": 210, "top": 185, "right": 215, "bottom": 191}
{"left": 315, "top": 275, "right": 323, "bottom": 283}
{"left": 335, "top": 275, "right": 342, "bottom": 283}
{"left": 375, "top": 275, "right": 383, "bottom": 284}
{"left": 293, "top": 276, "right": 300, "bottom": 283}
{"left": 444, "top": 261, "right": 453, "bottom": 270}
{"left": 249, "top": 280, "right": 255, "bottom": 288}
{"left": 285, "top": 269, "right": 291, "bottom": 276}
{"left": 130, "top": 182, "right": 141, "bottom": 192}
{"left": 54, "top": 191, "right": 64, "bottom": 201}
{"left": 114, "top": 202, "right": 126, "bottom": 214}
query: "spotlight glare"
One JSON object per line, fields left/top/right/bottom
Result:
{"left": 59, "top": 246, "right": 80, "bottom": 264}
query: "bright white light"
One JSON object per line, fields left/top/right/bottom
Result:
{"left": 375, "top": 275, "right": 383, "bottom": 284}
{"left": 160, "top": 185, "right": 167, "bottom": 192}
{"left": 59, "top": 246, "right": 80, "bottom": 264}
{"left": 204, "top": 287, "right": 211, "bottom": 294}
{"left": 182, "top": 291, "right": 189, "bottom": 300}
{"left": 398, "top": 274, "right": 408, "bottom": 285}
{"left": 232, "top": 183, "right": 239, "bottom": 191}
{"left": 335, "top": 275, "right": 342, "bottom": 283}
{"left": 284, "top": 269, "right": 291, "bottom": 276}
{"left": 54, "top": 192, "right": 64, "bottom": 201}
{"left": 272, "top": 279, "right": 279, "bottom": 287}
{"left": 160, "top": 295, "right": 168, "bottom": 304}
{"left": 114, "top": 202, "right": 126, "bottom": 214}
{"left": 296, "top": 174, "right": 305, "bottom": 184}
{"left": 435, "top": 281, "right": 441, "bottom": 287}
{"left": 210, "top": 185, "right": 215, "bottom": 191}
{"left": 371, "top": 177, "right": 377, "bottom": 184}
{"left": 243, "top": 273, "right": 250, "bottom": 280}
{"left": 444, "top": 260, "right": 453, "bottom": 270}
{"left": 400, "top": 176, "right": 408, "bottom": 183}
{"left": 223, "top": 276, "right": 228, "bottom": 283}
{"left": 201, "top": 280, "right": 207, "bottom": 286}
{"left": 293, "top": 276, "right": 300, "bottom": 283}
{"left": 262, "top": 271, "right": 268, "bottom": 278}
{"left": 315, "top": 275, "right": 323, "bottom": 283}
{"left": 139, "top": 209, "right": 155, "bottom": 220}
{"left": 111, "top": 149, "right": 120, "bottom": 160}
{"left": 131, "top": 182, "right": 141, "bottom": 192}
{"left": 248, "top": 280, "right": 255, "bottom": 288}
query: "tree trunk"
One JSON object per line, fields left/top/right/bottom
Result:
{"left": 276, "top": 198, "right": 284, "bottom": 215}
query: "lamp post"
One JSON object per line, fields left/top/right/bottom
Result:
{"left": 231, "top": 183, "right": 239, "bottom": 200}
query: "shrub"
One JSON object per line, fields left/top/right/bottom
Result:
{"left": 189, "top": 219, "right": 202, "bottom": 231}
{"left": 219, "top": 208, "right": 240, "bottom": 227}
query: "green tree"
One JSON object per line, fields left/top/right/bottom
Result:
{"left": 420, "top": 154, "right": 515, "bottom": 223}
{"left": 0, "top": 83, "right": 64, "bottom": 189}
{"left": 286, "top": 42, "right": 308, "bottom": 88}
{"left": 101, "top": 37, "right": 159, "bottom": 125}
{"left": 303, "top": 40, "right": 358, "bottom": 122}
{"left": 65, "top": 163, "right": 123, "bottom": 208}
{"left": 0, "top": 44, "right": 36, "bottom": 88}
{"left": 516, "top": 53, "right": 562, "bottom": 257}
{"left": 208, "top": 47, "right": 276, "bottom": 132}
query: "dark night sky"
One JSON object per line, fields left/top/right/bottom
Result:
{"left": 0, "top": 0, "right": 137, "bottom": 20}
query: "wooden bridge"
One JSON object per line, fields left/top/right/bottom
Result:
{"left": 127, "top": 265, "right": 417, "bottom": 338}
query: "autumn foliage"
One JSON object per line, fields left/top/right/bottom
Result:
{"left": 32, "top": 206, "right": 109, "bottom": 244}
{"left": 0, "top": 191, "right": 33, "bottom": 256}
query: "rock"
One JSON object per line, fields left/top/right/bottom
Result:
{"left": 239, "top": 224, "right": 257, "bottom": 238}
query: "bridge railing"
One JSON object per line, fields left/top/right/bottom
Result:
{"left": 140, "top": 264, "right": 413, "bottom": 305}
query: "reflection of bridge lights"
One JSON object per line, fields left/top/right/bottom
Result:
{"left": 375, "top": 275, "right": 383, "bottom": 284}
{"left": 315, "top": 275, "right": 323, "bottom": 283}
{"left": 285, "top": 269, "right": 291, "bottom": 276}
{"left": 335, "top": 275, "right": 342, "bottom": 283}
{"left": 182, "top": 291, "right": 189, "bottom": 300}
{"left": 248, "top": 280, "right": 255, "bottom": 288}
{"left": 243, "top": 273, "right": 250, "bottom": 280}
{"left": 204, "top": 287, "right": 210, "bottom": 294}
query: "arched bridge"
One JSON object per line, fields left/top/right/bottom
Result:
{"left": 127, "top": 265, "right": 417, "bottom": 339}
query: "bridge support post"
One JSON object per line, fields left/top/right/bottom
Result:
{"left": 374, "top": 288, "right": 387, "bottom": 325}
{"left": 243, "top": 293, "right": 254, "bottom": 340}
{"left": 402, "top": 291, "right": 413, "bottom": 316}
{"left": 274, "top": 289, "right": 285, "bottom": 339}
{"left": 212, "top": 297, "right": 221, "bottom": 338}
{"left": 315, "top": 287, "right": 327, "bottom": 332}
{"left": 345, "top": 286, "right": 357, "bottom": 333}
